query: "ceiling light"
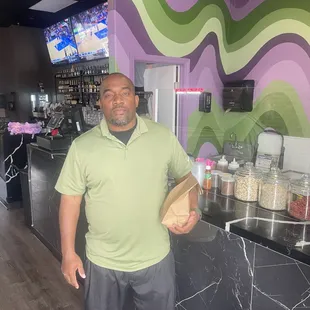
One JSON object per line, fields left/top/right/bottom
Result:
{"left": 29, "top": 0, "right": 77, "bottom": 13}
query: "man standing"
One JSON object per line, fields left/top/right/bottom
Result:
{"left": 55, "top": 73, "right": 200, "bottom": 310}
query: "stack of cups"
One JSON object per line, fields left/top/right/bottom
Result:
{"left": 191, "top": 161, "right": 205, "bottom": 187}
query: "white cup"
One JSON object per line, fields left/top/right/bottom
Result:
{"left": 191, "top": 162, "right": 205, "bottom": 187}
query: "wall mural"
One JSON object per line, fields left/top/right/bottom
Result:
{"left": 110, "top": 0, "right": 310, "bottom": 157}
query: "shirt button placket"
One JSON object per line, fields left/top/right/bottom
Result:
{"left": 124, "top": 146, "right": 128, "bottom": 159}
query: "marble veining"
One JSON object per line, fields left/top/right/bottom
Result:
{"left": 253, "top": 285, "right": 310, "bottom": 310}
{"left": 171, "top": 219, "right": 310, "bottom": 310}
{"left": 172, "top": 221, "right": 254, "bottom": 310}
{"left": 175, "top": 275, "right": 223, "bottom": 309}
{"left": 252, "top": 245, "right": 310, "bottom": 309}
{"left": 225, "top": 217, "right": 310, "bottom": 232}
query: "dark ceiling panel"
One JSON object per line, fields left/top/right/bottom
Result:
{"left": 0, "top": 0, "right": 107, "bottom": 28}
{"left": 0, "top": 0, "right": 40, "bottom": 11}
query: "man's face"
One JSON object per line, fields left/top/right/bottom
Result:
{"left": 100, "top": 75, "right": 139, "bottom": 128}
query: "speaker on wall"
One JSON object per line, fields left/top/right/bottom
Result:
{"left": 199, "top": 92, "right": 212, "bottom": 113}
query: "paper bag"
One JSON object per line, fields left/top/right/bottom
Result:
{"left": 160, "top": 174, "right": 202, "bottom": 227}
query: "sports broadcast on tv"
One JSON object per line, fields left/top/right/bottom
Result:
{"left": 44, "top": 19, "right": 80, "bottom": 65}
{"left": 71, "top": 3, "right": 109, "bottom": 61}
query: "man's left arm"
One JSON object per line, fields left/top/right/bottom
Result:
{"left": 167, "top": 134, "right": 201, "bottom": 235}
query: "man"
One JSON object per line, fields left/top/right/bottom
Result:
{"left": 55, "top": 73, "right": 200, "bottom": 310}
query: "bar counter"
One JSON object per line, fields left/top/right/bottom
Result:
{"left": 27, "top": 144, "right": 87, "bottom": 261}
{"left": 172, "top": 192, "right": 310, "bottom": 309}
{"left": 201, "top": 190, "right": 310, "bottom": 264}
{"left": 28, "top": 144, "right": 310, "bottom": 310}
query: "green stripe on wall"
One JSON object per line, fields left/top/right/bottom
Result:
{"left": 143, "top": 0, "right": 310, "bottom": 49}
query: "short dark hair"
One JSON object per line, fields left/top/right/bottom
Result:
{"left": 100, "top": 72, "right": 135, "bottom": 99}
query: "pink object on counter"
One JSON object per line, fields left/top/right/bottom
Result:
{"left": 8, "top": 122, "right": 42, "bottom": 135}
{"left": 196, "top": 158, "right": 205, "bottom": 163}
{"left": 206, "top": 159, "right": 216, "bottom": 170}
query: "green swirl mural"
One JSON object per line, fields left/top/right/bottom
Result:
{"left": 111, "top": 0, "right": 310, "bottom": 157}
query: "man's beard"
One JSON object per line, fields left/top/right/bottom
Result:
{"left": 108, "top": 109, "right": 135, "bottom": 127}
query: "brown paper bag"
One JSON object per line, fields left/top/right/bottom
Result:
{"left": 160, "top": 174, "right": 202, "bottom": 227}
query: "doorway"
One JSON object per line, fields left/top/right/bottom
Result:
{"left": 134, "top": 61, "right": 180, "bottom": 137}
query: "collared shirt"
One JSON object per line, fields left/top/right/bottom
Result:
{"left": 109, "top": 121, "right": 137, "bottom": 145}
{"left": 55, "top": 116, "right": 192, "bottom": 272}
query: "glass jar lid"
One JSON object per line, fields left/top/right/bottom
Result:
{"left": 263, "top": 167, "right": 289, "bottom": 184}
{"left": 221, "top": 176, "right": 235, "bottom": 183}
{"left": 211, "top": 170, "right": 221, "bottom": 176}
{"left": 235, "top": 162, "right": 262, "bottom": 179}
{"left": 291, "top": 174, "right": 310, "bottom": 196}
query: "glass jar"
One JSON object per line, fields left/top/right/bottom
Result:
{"left": 234, "top": 162, "right": 262, "bottom": 202}
{"left": 221, "top": 176, "right": 235, "bottom": 196}
{"left": 288, "top": 174, "right": 310, "bottom": 220}
{"left": 259, "top": 168, "right": 289, "bottom": 211}
{"left": 219, "top": 172, "right": 232, "bottom": 189}
{"left": 211, "top": 170, "right": 221, "bottom": 189}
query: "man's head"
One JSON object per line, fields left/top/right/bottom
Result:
{"left": 99, "top": 73, "right": 139, "bottom": 131}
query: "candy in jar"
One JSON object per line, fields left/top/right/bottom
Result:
{"left": 288, "top": 174, "right": 310, "bottom": 220}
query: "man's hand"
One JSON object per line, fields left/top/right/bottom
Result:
{"left": 168, "top": 210, "right": 200, "bottom": 235}
{"left": 61, "top": 252, "right": 86, "bottom": 289}
{"left": 169, "top": 173, "right": 201, "bottom": 235}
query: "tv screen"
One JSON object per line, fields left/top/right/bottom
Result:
{"left": 72, "top": 3, "right": 109, "bottom": 61}
{"left": 44, "top": 19, "right": 80, "bottom": 65}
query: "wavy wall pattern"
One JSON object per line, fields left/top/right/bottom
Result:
{"left": 111, "top": 0, "right": 310, "bottom": 155}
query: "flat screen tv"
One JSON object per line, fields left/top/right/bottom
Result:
{"left": 44, "top": 19, "right": 80, "bottom": 65}
{"left": 71, "top": 2, "right": 109, "bottom": 61}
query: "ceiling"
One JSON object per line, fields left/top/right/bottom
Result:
{"left": 0, "top": 0, "right": 107, "bottom": 28}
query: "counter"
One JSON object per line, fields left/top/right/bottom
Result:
{"left": 27, "top": 144, "right": 87, "bottom": 261}
{"left": 172, "top": 191, "right": 310, "bottom": 309}
{"left": 27, "top": 145, "right": 310, "bottom": 309}
{"left": 0, "top": 131, "right": 35, "bottom": 207}
{"left": 202, "top": 190, "right": 310, "bottom": 264}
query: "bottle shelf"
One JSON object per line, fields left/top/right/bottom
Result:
{"left": 57, "top": 92, "right": 81, "bottom": 95}
{"left": 57, "top": 92, "right": 100, "bottom": 95}
{"left": 83, "top": 73, "right": 109, "bottom": 77}
{"left": 55, "top": 65, "right": 108, "bottom": 102}
{"left": 55, "top": 75, "right": 81, "bottom": 79}
{"left": 55, "top": 73, "right": 109, "bottom": 79}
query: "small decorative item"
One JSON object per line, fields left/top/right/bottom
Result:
{"left": 8, "top": 122, "right": 42, "bottom": 136}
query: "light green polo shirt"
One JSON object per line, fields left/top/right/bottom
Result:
{"left": 55, "top": 116, "right": 192, "bottom": 272}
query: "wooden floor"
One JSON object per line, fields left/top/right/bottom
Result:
{"left": 0, "top": 205, "right": 84, "bottom": 310}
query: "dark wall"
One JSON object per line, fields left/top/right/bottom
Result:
{"left": 0, "top": 26, "right": 54, "bottom": 121}
{"left": 0, "top": 28, "right": 15, "bottom": 94}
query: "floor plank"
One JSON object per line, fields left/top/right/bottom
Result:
{"left": 0, "top": 205, "right": 83, "bottom": 310}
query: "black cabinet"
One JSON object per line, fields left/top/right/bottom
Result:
{"left": 28, "top": 145, "right": 88, "bottom": 260}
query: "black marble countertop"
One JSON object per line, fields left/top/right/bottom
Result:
{"left": 200, "top": 190, "right": 310, "bottom": 266}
